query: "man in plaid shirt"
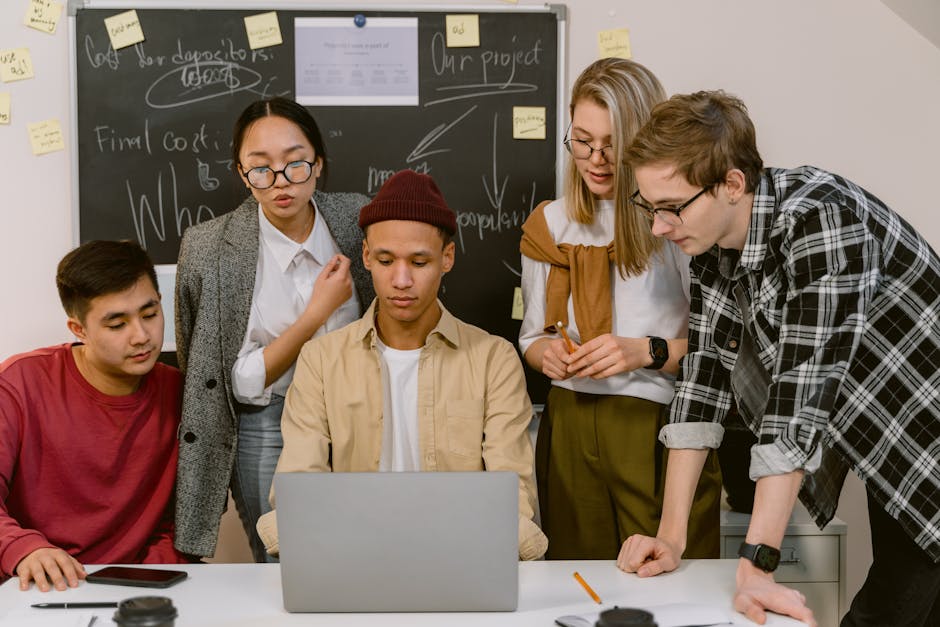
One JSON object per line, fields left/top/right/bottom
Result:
{"left": 615, "top": 91, "right": 939, "bottom": 627}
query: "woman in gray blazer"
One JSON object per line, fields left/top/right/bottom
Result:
{"left": 173, "top": 98, "right": 373, "bottom": 560}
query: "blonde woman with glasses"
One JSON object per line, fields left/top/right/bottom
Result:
{"left": 519, "top": 58, "right": 720, "bottom": 559}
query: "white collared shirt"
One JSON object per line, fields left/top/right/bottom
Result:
{"left": 231, "top": 202, "right": 360, "bottom": 405}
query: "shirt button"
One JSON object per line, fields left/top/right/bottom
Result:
{"left": 205, "top": 379, "right": 217, "bottom": 389}
{"left": 729, "top": 340, "right": 738, "bottom": 349}
{"left": 183, "top": 431, "right": 197, "bottom": 443}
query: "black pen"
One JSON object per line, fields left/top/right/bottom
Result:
{"left": 32, "top": 602, "right": 118, "bottom": 609}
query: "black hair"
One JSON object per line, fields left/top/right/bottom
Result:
{"left": 56, "top": 240, "right": 158, "bottom": 322}
{"left": 231, "top": 97, "right": 329, "bottom": 188}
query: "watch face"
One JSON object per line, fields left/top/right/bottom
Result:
{"left": 754, "top": 545, "right": 781, "bottom": 572}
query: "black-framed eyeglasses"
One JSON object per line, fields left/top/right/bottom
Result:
{"left": 563, "top": 123, "right": 613, "bottom": 162}
{"left": 629, "top": 186, "right": 713, "bottom": 226}
{"left": 239, "top": 160, "right": 317, "bottom": 190}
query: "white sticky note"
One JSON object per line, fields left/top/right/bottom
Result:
{"left": 28, "top": 119, "right": 65, "bottom": 155}
{"left": 0, "top": 93, "right": 10, "bottom": 125}
{"left": 244, "top": 12, "right": 283, "bottom": 50}
{"left": 104, "top": 10, "right": 145, "bottom": 50}
{"left": 24, "top": 0, "right": 64, "bottom": 35}
{"left": 598, "top": 28, "right": 631, "bottom": 59}
{"left": 512, "top": 106, "right": 546, "bottom": 140}
{"left": 445, "top": 14, "right": 480, "bottom": 48}
{"left": 511, "top": 287, "right": 524, "bottom": 321}
{"left": 0, "top": 48, "right": 35, "bottom": 83}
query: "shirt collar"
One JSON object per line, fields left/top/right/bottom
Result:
{"left": 257, "top": 200, "right": 331, "bottom": 272}
{"left": 354, "top": 299, "right": 461, "bottom": 349}
{"left": 717, "top": 170, "right": 775, "bottom": 280}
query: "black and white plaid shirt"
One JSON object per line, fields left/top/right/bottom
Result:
{"left": 660, "top": 166, "right": 940, "bottom": 562}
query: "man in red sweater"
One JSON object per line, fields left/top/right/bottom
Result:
{"left": 0, "top": 240, "right": 188, "bottom": 592}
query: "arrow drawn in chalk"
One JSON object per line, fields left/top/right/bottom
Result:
{"left": 482, "top": 112, "right": 508, "bottom": 210}
{"left": 406, "top": 105, "right": 477, "bottom": 163}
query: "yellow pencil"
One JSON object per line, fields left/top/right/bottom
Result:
{"left": 573, "top": 571, "right": 601, "bottom": 604}
{"left": 556, "top": 320, "right": 576, "bottom": 354}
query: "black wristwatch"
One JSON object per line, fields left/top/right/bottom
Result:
{"left": 644, "top": 336, "right": 668, "bottom": 370}
{"left": 737, "top": 542, "right": 781, "bottom": 572}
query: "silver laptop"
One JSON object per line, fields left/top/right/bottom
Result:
{"left": 275, "top": 471, "right": 519, "bottom": 612}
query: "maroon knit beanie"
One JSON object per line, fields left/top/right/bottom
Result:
{"left": 358, "top": 170, "right": 457, "bottom": 235}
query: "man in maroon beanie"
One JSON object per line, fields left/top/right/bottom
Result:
{"left": 256, "top": 169, "right": 547, "bottom": 560}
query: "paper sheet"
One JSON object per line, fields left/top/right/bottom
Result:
{"left": 512, "top": 106, "right": 546, "bottom": 140}
{"left": 27, "top": 119, "right": 66, "bottom": 155}
{"left": 0, "top": 610, "right": 97, "bottom": 627}
{"left": 0, "top": 93, "right": 10, "bottom": 124}
{"left": 445, "top": 14, "right": 480, "bottom": 48}
{"left": 104, "top": 10, "right": 145, "bottom": 50}
{"left": 244, "top": 12, "right": 283, "bottom": 50}
{"left": 0, "top": 48, "right": 36, "bottom": 83}
{"left": 598, "top": 28, "right": 632, "bottom": 59}
{"left": 555, "top": 602, "right": 734, "bottom": 627}
{"left": 24, "top": 0, "right": 64, "bottom": 34}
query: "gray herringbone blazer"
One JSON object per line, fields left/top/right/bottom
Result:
{"left": 173, "top": 191, "right": 373, "bottom": 556}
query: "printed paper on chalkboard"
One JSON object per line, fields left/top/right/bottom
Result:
{"left": 0, "top": 93, "right": 10, "bottom": 125}
{"left": 445, "top": 15, "right": 480, "bottom": 48}
{"left": 598, "top": 28, "right": 631, "bottom": 59}
{"left": 244, "top": 11, "right": 283, "bottom": 50}
{"left": 24, "top": 0, "right": 64, "bottom": 35}
{"left": 104, "top": 10, "right": 145, "bottom": 50}
{"left": 28, "top": 119, "right": 65, "bottom": 155}
{"left": 0, "top": 48, "right": 35, "bottom": 83}
{"left": 295, "top": 17, "right": 419, "bottom": 106}
{"left": 512, "top": 106, "right": 546, "bottom": 140}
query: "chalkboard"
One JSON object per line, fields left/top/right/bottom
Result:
{"left": 72, "top": 5, "right": 563, "bottom": 402}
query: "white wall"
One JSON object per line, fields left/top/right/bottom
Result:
{"left": 2, "top": 0, "right": 938, "bottom": 606}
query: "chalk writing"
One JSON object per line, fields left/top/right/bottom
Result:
{"left": 406, "top": 105, "right": 477, "bottom": 163}
{"left": 126, "top": 162, "right": 216, "bottom": 247}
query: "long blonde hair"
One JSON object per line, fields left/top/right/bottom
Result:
{"left": 564, "top": 58, "right": 666, "bottom": 278}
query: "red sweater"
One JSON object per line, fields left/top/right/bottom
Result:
{"left": 0, "top": 344, "right": 188, "bottom": 577}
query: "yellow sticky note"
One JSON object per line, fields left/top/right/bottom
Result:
{"left": 598, "top": 28, "right": 631, "bottom": 59}
{"left": 0, "top": 48, "right": 35, "bottom": 83}
{"left": 0, "top": 93, "right": 10, "bottom": 125}
{"left": 511, "top": 287, "right": 524, "bottom": 321}
{"left": 28, "top": 119, "right": 65, "bottom": 155}
{"left": 512, "top": 106, "right": 546, "bottom": 140}
{"left": 446, "top": 15, "right": 480, "bottom": 48}
{"left": 244, "top": 12, "right": 283, "bottom": 50}
{"left": 24, "top": 0, "right": 64, "bottom": 35}
{"left": 104, "top": 10, "right": 145, "bottom": 50}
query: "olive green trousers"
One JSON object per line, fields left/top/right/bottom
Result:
{"left": 536, "top": 387, "right": 722, "bottom": 559}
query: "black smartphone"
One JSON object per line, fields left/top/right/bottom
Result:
{"left": 85, "top": 566, "right": 188, "bottom": 588}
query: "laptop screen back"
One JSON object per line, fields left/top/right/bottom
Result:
{"left": 275, "top": 471, "right": 519, "bottom": 612}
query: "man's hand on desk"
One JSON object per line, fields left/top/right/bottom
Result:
{"left": 734, "top": 560, "right": 816, "bottom": 627}
{"left": 16, "top": 547, "right": 86, "bottom": 592}
{"left": 615, "top": 534, "right": 681, "bottom": 577}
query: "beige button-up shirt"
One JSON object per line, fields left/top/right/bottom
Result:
{"left": 258, "top": 300, "right": 546, "bottom": 560}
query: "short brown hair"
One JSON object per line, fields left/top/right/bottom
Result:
{"left": 625, "top": 90, "right": 764, "bottom": 193}
{"left": 56, "top": 240, "right": 158, "bottom": 322}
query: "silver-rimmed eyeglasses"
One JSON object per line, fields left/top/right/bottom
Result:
{"left": 240, "top": 160, "right": 316, "bottom": 190}
{"left": 563, "top": 123, "right": 613, "bottom": 162}
{"left": 629, "top": 186, "right": 713, "bottom": 226}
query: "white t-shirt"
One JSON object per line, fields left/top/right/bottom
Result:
{"left": 376, "top": 337, "right": 422, "bottom": 472}
{"left": 231, "top": 202, "right": 360, "bottom": 405}
{"left": 519, "top": 197, "right": 691, "bottom": 404}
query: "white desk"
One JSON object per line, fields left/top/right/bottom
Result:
{"left": 0, "top": 561, "right": 809, "bottom": 626}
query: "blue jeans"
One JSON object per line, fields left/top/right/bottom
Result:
{"left": 231, "top": 394, "right": 284, "bottom": 563}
